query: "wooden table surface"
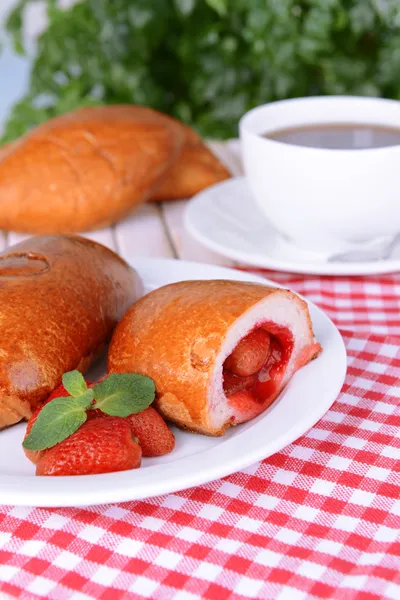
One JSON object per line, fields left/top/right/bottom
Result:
{"left": 0, "top": 141, "right": 243, "bottom": 266}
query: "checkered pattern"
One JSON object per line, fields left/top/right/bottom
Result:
{"left": 1, "top": 271, "right": 400, "bottom": 600}
{"left": 248, "top": 270, "right": 400, "bottom": 336}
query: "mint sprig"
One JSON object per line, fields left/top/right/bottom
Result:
{"left": 22, "top": 370, "right": 156, "bottom": 451}
{"left": 92, "top": 374, "right": 155, "bottom": 417}
{"left": 23, "top": 396, "right": 91, "bottom": 451}
{"left": 62, "top": 370, "right": 87, "bottom": 397}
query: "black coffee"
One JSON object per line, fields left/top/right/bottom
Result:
{"left": 264, "top": 123, "right": 400, "bottom": 149}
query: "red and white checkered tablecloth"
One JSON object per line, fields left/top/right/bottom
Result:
{"left": 1, "top": 270, "right": 400, "bottom": 600}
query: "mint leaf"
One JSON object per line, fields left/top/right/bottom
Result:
{"left": 92, "top": 374, "right": 155, "bottom": 417}
{"left": 62, "top": 370, "right": 87, "bottom": 397}
{"left": 23, "top": 393, "right": 93, "bottom": 451}
{"left": 72, "top": 389, "right": 94, "bottom": 406}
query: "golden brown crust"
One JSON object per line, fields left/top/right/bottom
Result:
{"left": 150, "top": 123, "right": 230, "bottom": 201}
{"left": 108, "top": 280, "right": 316, "bottom": 435}
{"left": 165, "top": 416, "right": 230, "bottom": 437}
{"left": 0, "top": 106, "right": 183, "bottom": 234}
{"left": 0, "top": 106, "right": 230, "bottom": 233}
{"left": 0, "top": 235, "right": 138, "bottom": 429}
{"left": 0, "top": 141, "right": 15, "bottom": 161}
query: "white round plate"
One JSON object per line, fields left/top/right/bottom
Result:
{"left": 0, "top": 258, "right": 346, "bottom": 507}
{"left": 185, "top": 177, "right": 400, "bottom": 276}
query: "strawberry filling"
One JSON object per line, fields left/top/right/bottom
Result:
{"left": 223, "top": 323, "right": 294, "bottom": 424}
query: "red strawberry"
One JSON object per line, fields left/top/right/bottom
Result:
{"left": 36, "top": 417, "right": 142, "bottom": 476}
{"left": 223, "top": 370, "right": 255, "bottom": 396}
{"left": 125, "top": 407, "right": 175, "bottom": 457}
{"left": 24, "top": 384, "right": 70, "bottom": 464}
{"left": 25, "top": 378, "right": 174, "bottom": 465}
{"left": 87, "top": 406, "right": 175, "bottom": 457}
{"left": 86, "top": 408, "right": 105, "bottom": 421}
{"left": 224, "top": 329, "right": 271, "bottom": 377}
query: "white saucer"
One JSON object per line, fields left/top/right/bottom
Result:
{"left": 185, "top": 177, "right": 400, "bottom": 275}
{"left": 0, "top": 258, "right": 345, "bottom": 507}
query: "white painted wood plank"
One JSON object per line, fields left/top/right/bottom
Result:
{"left": 161, "top": 200, "right": 234, "bottom": 267}
{"left": 161, "top": 141, "right": 242, "bottom": 265}
{"left": 0, "top": 232, "right": 7, "bottom": 250}
{"left": 208, "top": 140, "right": 243, "bottom": 177}
{"left": 115, "top": 204, "right": 175, "bottom": 262}
{"left": 225, "top": 139, "right": 242, "bottom": 162}
{"left": 7, "top": 227, "right": 116, "bottom": 251}
{"left": 7, "top": 231, "right": 31, "bottom": 247}
{"left": 78, "top": 227, "right": 116, "bottom": 251}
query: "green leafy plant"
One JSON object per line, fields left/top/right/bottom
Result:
{"left": 2, "top": 0, "right": 400, "bottom": 142}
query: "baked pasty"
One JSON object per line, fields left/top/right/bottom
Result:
{"left": 108, "top": 280, "right": 321, "bottom": 436}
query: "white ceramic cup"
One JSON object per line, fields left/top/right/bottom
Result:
{"left": 239, "top": 96, "right": 400, "bottom": 256}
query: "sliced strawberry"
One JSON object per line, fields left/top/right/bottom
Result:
{"left": 224, "top": 329, "right": 271, "bottom": 377}
{"left": 36, "top": 417, "right": 142, "bottom": 476}
{"left": 25, "top": 378, "right": 174, "bottom": 465}
{"left": 87, "top": 406, "right": 175, "bottom": 457}
{"left": 254, "top": 337, "right": 286, "bottom": 400}
{"left": 223, "top": 370, "right": 255, "bottom": 395}
{"left": 225, "top": 326, "right": 296, "bottom": 424}
{"left": 125, "top": 407, "right": 175, "bottom": 457}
